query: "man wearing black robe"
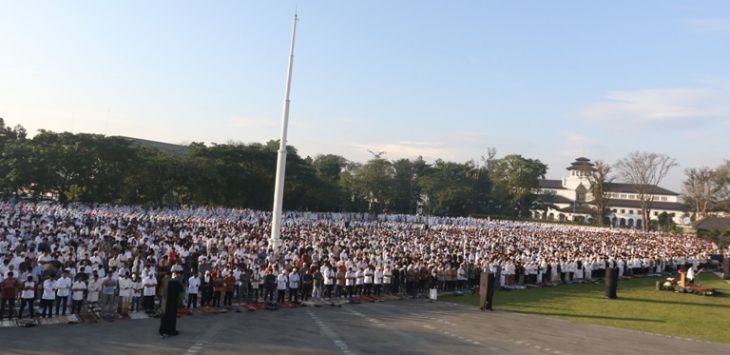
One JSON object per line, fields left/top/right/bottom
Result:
{"left": 158, "top": 273, "right": 183, "bottom": 337}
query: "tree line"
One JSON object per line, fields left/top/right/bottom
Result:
{"left": 0, "top": 120, "right": 548, "bottom": 217}
{"left": 2, "top": 119, "right": 727, "bottom": 226}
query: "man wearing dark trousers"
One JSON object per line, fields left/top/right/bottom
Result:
{"left": 19, "top": 275, "right": 36, "bottom": 319}
{"left": 1, "top": 272, "right": 21, "bottom": 320}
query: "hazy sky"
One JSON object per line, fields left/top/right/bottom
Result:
{"left": 2, "top": 1, "right": 730, "bottom": 191}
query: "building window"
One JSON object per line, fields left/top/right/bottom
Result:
{"left": 660, "top": 196, "right": 667, "bottom": 201}
{"left": 654, "top": 211, "right": 658, "bottom": 216}
{"left": 629, "top": 210, "right": 634, "bottom": 215}
{"left": 612, "top": 209, "right": 617, "bottom": 213}
{"left": 620, "top": 194, "right": 627, "bottom": 199}
{"left": 620, "top": 209, "right": 625, "bottom": 214}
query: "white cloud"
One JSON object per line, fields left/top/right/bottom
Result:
{"left": 683, "top": 18, "right": 730, "bottom": 34}
{"left": 578, "top": 87, "right": 730, "bottom": 125}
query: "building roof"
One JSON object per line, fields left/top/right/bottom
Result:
{"left": 693, "top": 217, "right": 730, "bottom": 231}
{"left": 556, "top": 203, "right": 595, "bottom": 214}
{"left": 606, "top": 199, "right": 685, "bottom": 211}
{"left": 604, "top": 182, "right": 678, "bottom": 196}
{"left": 566, "top": 157, "right": 595, "bottom": 171}
{"left": 119, "top": 136, "right": 189, "bottom": 156}
{"left": 538, "top": 179, "right": 565, "bottom": 190}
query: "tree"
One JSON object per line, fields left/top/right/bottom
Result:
{"left": 352, "top": 158, "right": 395, "bottom": 213}
{"left": 419, "top": 160, "right": 477, "bottom": 216}
{"left": 489, "top": 154, "right": 547, "bottom": 217}
{"left": 682, "top": 167, "right": 723, "bottom": 219}
{"left": 587, "top": 160, "right": 613, "bottom": 226}
{"left": 615, "top": 152, "right": 678, "bottom": 231}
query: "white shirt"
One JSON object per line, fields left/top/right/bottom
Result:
{"left": 72, "top": 280, "right": 87, "bottom": 301}
{"left": 277, "top": 274, "right": 288, "bottom": 290}
{"left": 118, "top": 277, "right": 132, "bottom": 297}
{"left": 21, "top": 281, "right": 35, "bottom": 299}
{"left": 55, "top": 276, "right": 72, "bottom": 297}
{"left": 288, "top": 272, "right": 300, "bottom": 289}
{"left": 143, "top": 276, "right": 157, "bottom": 296}
{"left": 188, "top": 276, "right": 201, "bottom": 294}
{"left": 42, "top": 279, "right": 56, "bottom": 300}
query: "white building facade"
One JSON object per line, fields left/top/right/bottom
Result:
{"left": 533, "top": 157, "right": 686, "bottom": 228}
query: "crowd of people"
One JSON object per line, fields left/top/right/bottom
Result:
{"left": 0, "top": 201, "right": 724, "bottom": 321}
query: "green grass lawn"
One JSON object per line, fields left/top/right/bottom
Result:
{"left": 442, "top": 273, "right": 730, "bottom": 343}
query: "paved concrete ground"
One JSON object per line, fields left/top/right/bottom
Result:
{"left": 1, "top": 300, "right": 728, "bottom": 355}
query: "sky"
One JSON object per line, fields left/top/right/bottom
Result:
{"left": 2, "top": 1, "right": 730, "bottom": 192}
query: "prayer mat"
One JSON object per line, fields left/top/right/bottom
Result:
{"left": 129, "top": 311, "right": 150, "bottom": 320}
{"left": 0, "top": 319, "right": 17, "bottom": 327}
{"left": 18, "top": 318, "right": 39, "bottom": 327}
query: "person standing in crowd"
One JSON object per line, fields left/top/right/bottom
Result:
{"left": 187, "top": 272, "right": 200, "bottom": 309}
{"left": 211, "top": 272, "right": 223, "bottom": 307}
{"left": 71, "top": 275, "right": 87, "bottom": 314}
{"left": 264, "top": 268, "right": 276, "bottom": 304}
{"left": 383, "top": 266, "right": 392, "bottom": 295}
{"left": 223, "top": 272, "right": 235, "bottom": 306}
{"left": 55, "top": 270, "right": 72, "bottom": 316}
{"left": 364, "top": 266, "right": 374, "bottom": 297}
{"left": 323, "top": 264, "right": 334, "bottom": 299}
{"left": 250, "top": 267, "right": 260, "bottom": 303}
{"left": 131, "top": 273, "right": 143, "bottom": 312}
{"left": 1, "top": 271, "right": 20, "bottom": 320}
{"left": 118, "top": 272, "right": 132, "bottom": 317}
{"left": 374, "top": 266, "right": 383, "bottom": 297}
{"left": 87, "top": 272, "right": 102, "bottom": 309}
{"left": 275, "top": 269, "right": 287, "bottom": 304}
{"left": 288, "top": 267, "right": 300, "bottom": 303}
{"left": 41, "top": 274, "right": 57, "bottom": 318}
{"left": 200, "top": 271, "right": 212, "bottom": 307}
{"left": 345, "top": 268, "right": 355, "bottom": 298}
{"left": 19, "top": 275, "right": 36, "bottom": 319}
{"left": 100, "top": 274, "right": 117, "bottom": 317}
{"left": 312, "top": 266, "right": 323, "bottom": 300}
{"left": 142, "top": 273, "right": 158, "bottom": 312}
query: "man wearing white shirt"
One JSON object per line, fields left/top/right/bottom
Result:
{"left": 71, "top": 275, "right": 87, "bottom": 314}
{"left": 374, "top": 267, "right": 383, "bottom": 296}
{"left": 142, "top": 273, "right": 157, "bottom": 312}
{"left": 41, "top": 274, "right": 56, "bottom": 318}
{"left": 87, "top": 272, "right": 102, "bottom": 305}
{"left": 19, "top": 275, "right": 36, "bottom": 319}
{"left": 288, "top": 268, "right": 300, "bottom": 303}
{"left": 118, "top": 272, "right": 132, "bottom": 317}
{"left": 187, "top": 272, "right": 200, "bottom": 309}
{"left": 55, "top": 270, "right": 72, "bottom": 316}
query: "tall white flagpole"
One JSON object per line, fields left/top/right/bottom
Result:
{"left": 270, "top": 13, "right": 298, "bottom": 251}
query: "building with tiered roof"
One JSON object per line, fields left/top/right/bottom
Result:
{"left": 533, "top": 157, "right": 687, "bottom": 228}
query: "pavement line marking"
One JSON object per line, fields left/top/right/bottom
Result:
{"left": 307, "top": 310, "right": 356, "bottom": 355}
{"left": 183, "top": 317, "right": 225, "bottom": 355}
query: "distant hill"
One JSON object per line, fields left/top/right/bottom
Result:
{"left": 117, "top": 136, "right": 188, "bottom": 156}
